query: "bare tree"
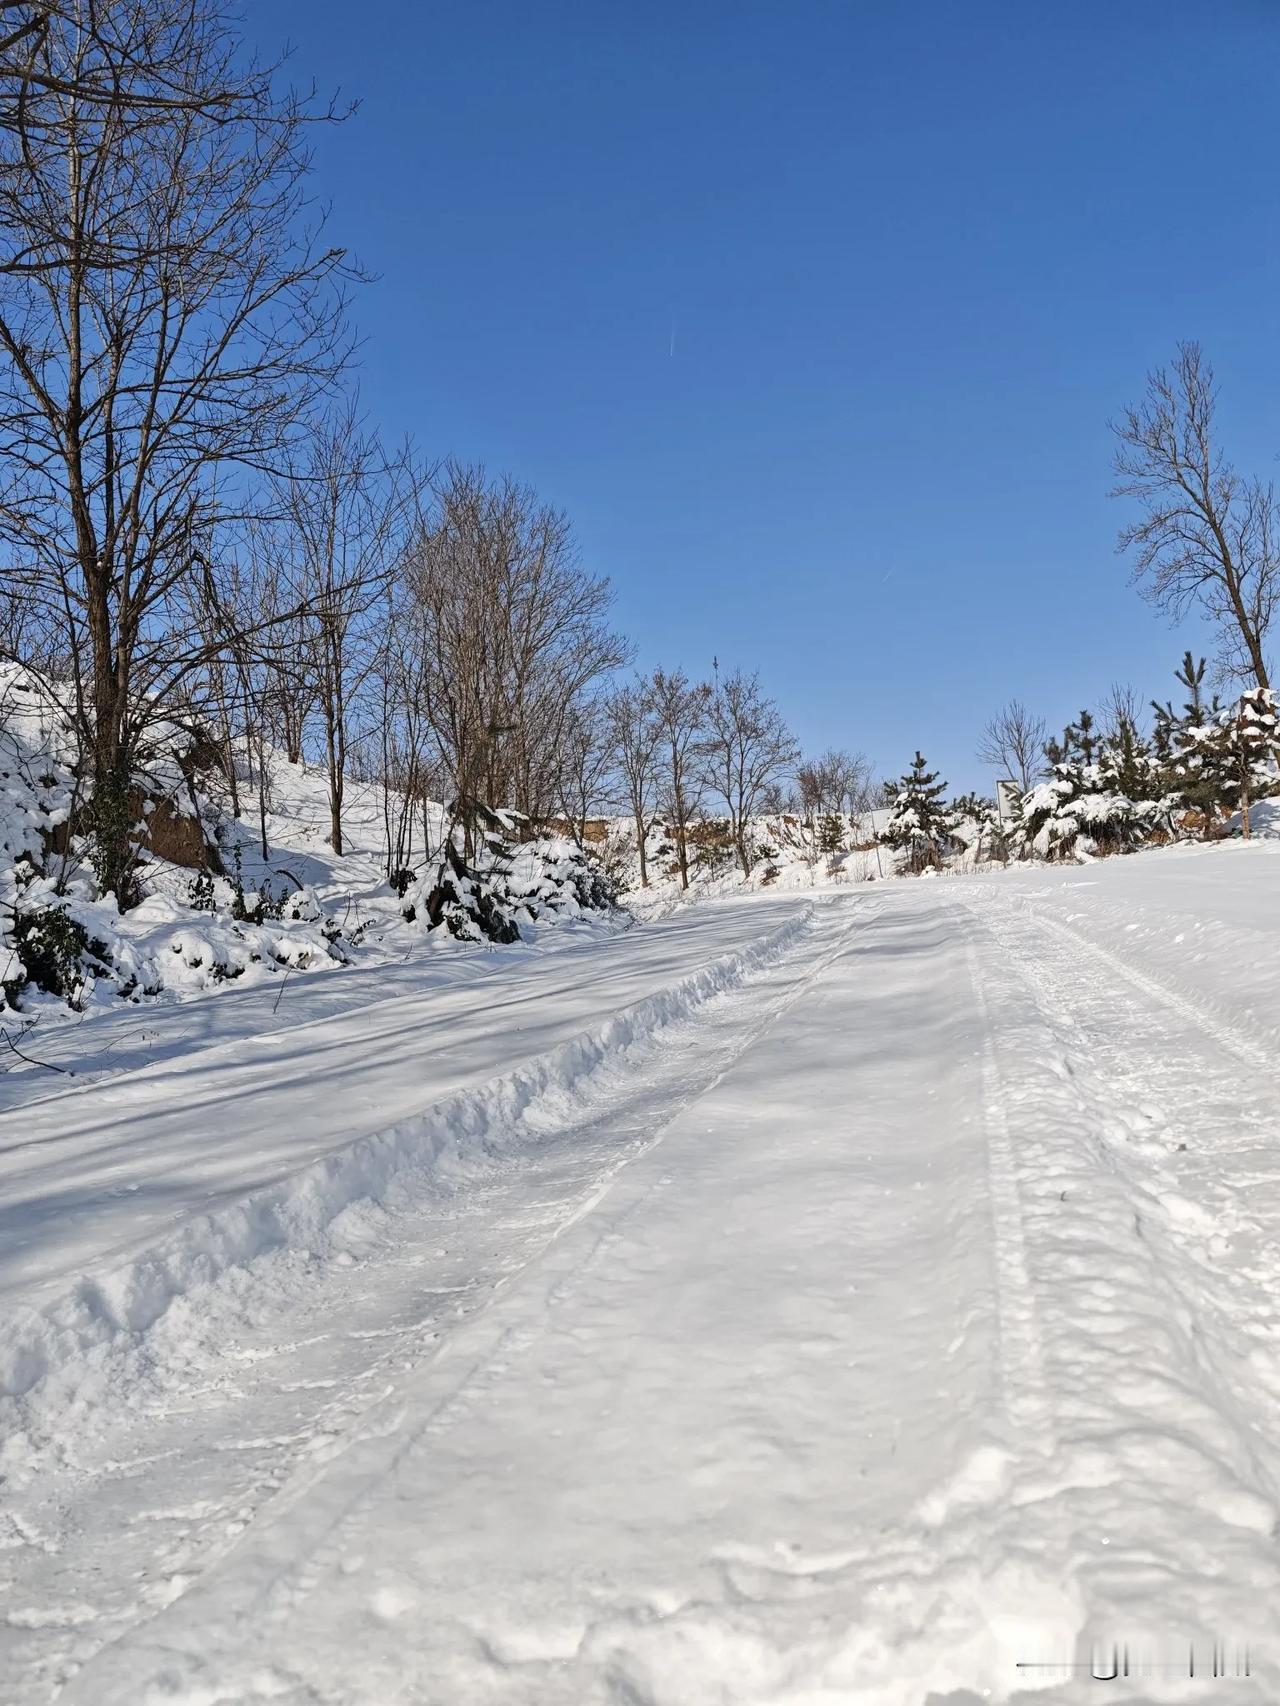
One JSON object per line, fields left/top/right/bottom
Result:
{"left": 276, "top": 403, "right": 409, "bottom": 854}
{"left": 404, "top": 464, "right": 629, "bottom": 847}
{"left": 604, "top": 677, "right": 661, "bottom": 888}
{"left": 214, "top": 517, "right": 321, "bottom": 862}
{"left": 367, "top": 582, "right": 443, "bottom": 885}
{"left": 814, "top": 748, "right": 873, "bottom": 815}
{"left": 976, "top": 700, "right": 1047, "bottom": 792}
{"left": 794, "top": 761, "right": 824, "bottom": 848}
{"left": 0, "top": 0, "right": 353, "bottom": 899}
{"left": 1114, "top": 343, "right": 1278, "bottom": 691}
{"left": 701, "top": 670, "right": 798, "bottom": 877}
{"left": 791, "top": 748, "right": 873, "bottom": 852}
{"left": 555, "top": 700, "right": 612, "bottom": 849}
{"left": 650, "top": 667, "right": 710, "bottom": 890}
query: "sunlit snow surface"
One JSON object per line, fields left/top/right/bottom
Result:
{"left": 3, "top": 839, "right": 1280, "bottom": 1704}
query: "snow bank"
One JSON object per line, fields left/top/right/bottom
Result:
{"left": 1, "top": 663, "right": 622, "bottom": 1024}
{"left": 0, "top": 902, "right": 814, "bottom": 1465}
{"left": 964, "top": 835, "right": 1280, "bottom": 1058}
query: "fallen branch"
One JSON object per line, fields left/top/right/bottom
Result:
{"left": 0, "top": 1024, "right": 74, "bottom": 1076}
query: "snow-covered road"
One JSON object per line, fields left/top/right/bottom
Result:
{"left": 4, "top": 851, "right": 1280, "bottom": 1704}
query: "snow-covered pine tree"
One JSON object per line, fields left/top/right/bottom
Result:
{"left": 1175, "top": 688, "right": 1279, "bottom": 841}
{"left": 879, "top": 753, "right": 960, "bottom": 875}
{"left": 1151, "top": 652, "right": 1220, "bottom": 762}
{"left": 1045, "top": 709, "right": 1100, "bottom": 769}
{"left": 1016, "top": 707, "right": 1171, "bottom": 860}
{"left": 952, "top": 792, "right": 1006, "bottom": 864}
{"left": 817, "top": 813, "right": 845, "bottom": 855}
{"left": 1152, "top": 653, "right": 1224, "bottom": 834}
{"left": 1098, "top": 714, "right": 1161, "bottom": 806}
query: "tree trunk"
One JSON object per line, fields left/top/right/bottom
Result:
{"left": 257, "top": 730, "right": 270, "bottom": 861}
{"left": 85, "top": 569, "right": 140, "bottom": 905}
{"left": 283, "top": 699, "right": 303, "bottom": 766}
{"left": 1204, "top": 509, "right": 1271, "bottom": 693}
{"left": 90, "top": 757, "right": 136, "bottom": 905}
{"left": 323, "top": 700, "right": 344, "bottom": 854}
{"left": 329, "top": 782, "right": 344, "bottom": 854}
{"left": 635, "top": 814, "right": 648, "bottom": 888}
{"left": 223, "top": 718, "right": 241, "bottom": 817}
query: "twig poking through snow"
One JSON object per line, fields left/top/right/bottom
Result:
{"left": 0, "top": 1023, "right": 74, "bottom": 1076}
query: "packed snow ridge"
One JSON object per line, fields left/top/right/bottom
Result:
{"left": 0, "top": 902, "right": 812, "bottom": 1437}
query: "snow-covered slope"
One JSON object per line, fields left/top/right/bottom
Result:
{"left": 609, "top": 802, "right": 1031, "bottom": 919}
{"left": 4, "top": 838, "right": 1280, "bottom": 1703}
{"left": 610, "top": 809, "right": 894, "bottom": 919}
{"left": 1, "top": 666, "right": 619, "bottom": 1024}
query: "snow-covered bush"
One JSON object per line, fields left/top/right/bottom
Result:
{"left": 1171, "top": 687, "right": 1279, "bottom": 837}
{"left": 1014, "top": 766, "right": 1170, "bottom": 860}
{"left": 952, "top": 793, "right": 1008, "bottom": 864}
{"left": 0, "top": 666, "right": 355, "bottom": 1013}
{"left": 400, "top": 830, "right": 620, "bottom": 945}
{"left": 2, "top": 886, "right": 92, "bottom": 1010}
{"left": 1013, "top": 685, "right": 1279, "bottom": 862}
{"left": 1, "top": 656, "right": 625, "bottom": 1018}
{"left": 1011, "top": 707, "right": 1174, "bottom": 861}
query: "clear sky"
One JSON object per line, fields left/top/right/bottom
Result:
{"left": 254, "top": 0, "right": 1279, "bottom": 792}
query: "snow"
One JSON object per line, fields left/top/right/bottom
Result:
{"left": 0, "top": 899, "right": 810, "bottom": 1431}
{"left": 4, "top": 840, "right": 1280, "bottom": 1702}
{"left": 614, "top": 811, "right": 896, "bottom": 919}
{"left": 0, "top": 663, "right": 619, "bottom": 1024}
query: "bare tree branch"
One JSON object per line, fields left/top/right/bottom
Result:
{"left": 976, "top": 699, "right": 1047, "bottom": 792}
{"left": 1113, "top": 343, "right": 1277, "bottom": 691}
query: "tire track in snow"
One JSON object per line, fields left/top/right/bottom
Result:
{"left": 65, "top": 889, "right": 1094, "bottom": 1706}
{"left": 43, "top": 899, "right": 879, "bottom": 1704}
{"left": 537, "top": 896, "right": 888, "bottom": 1318}
{"left": 0, "top": 903, "right": 819, "bottom": 1426}
{"left": 963, "top": 932, "right": 1057, "bottom": 1458}
{"left": 208, "top": 899, "right": 889, "bottom": 1641}
{"left": 976, "top": 893, "right": 1280, "bottom": 1429}
{"left": 1020, "top": 902, "right": 1273, "bottom": 1073}
{"left": 958, "top": 889, "right": 1280, "bottom": 1677}
{"left": 3, "top": 905, "right": 833, "bottom": 1695}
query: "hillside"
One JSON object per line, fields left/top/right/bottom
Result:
{"left": 0, "top": 667, "right": 624, "bottom": 1035}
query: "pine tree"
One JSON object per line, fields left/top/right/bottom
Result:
{"left": 1177, "top": 652, "right": 1216, "bottom": 725}
{"left": 817, "top": 813, "right": 845, "bottom": 855}
{"left": 1043, "top": 709, "right": 1099, "bottom": 769}
{"left": 952, "top": 792, "right": 1006, "bottom": 863}
{"left": 1153, "top": 651, "right": 1217, "bottom": 746}
{"left": 1017, "top": 704, "right": 1171, "bottom": 861}
{"left": 879, "top": 753, "right": 960, "bottom": 875}
{"left": 1175, "top": 688, "right": 1279, "bottom": 840}
{"left": 1153, "top": 654, "right": 1224, "bottom": 832}
{"left": 1099, "top": 715, "right": 1155, "bottom": 802}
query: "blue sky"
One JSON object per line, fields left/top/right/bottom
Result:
{"left": 256, "top": 0, "right": 1279, "bottom": 791}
